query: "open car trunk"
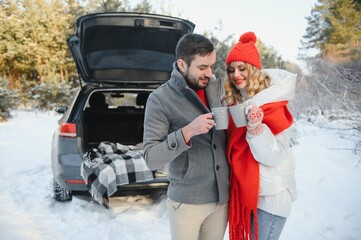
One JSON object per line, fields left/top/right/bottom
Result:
{"left": 68, "top": 12, "right": 195, "bottom": 85}
{"left": 82, "top": 90, "right": 150, "bottom": 151}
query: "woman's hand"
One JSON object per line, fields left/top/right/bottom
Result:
{"left": 245, "top": 105, "right": 264, "bottom": 135}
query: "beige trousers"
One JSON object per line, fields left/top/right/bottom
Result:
{"left": 167, "top": 198, "right": 229, "bottom": 240}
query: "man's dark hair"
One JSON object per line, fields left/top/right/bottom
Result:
{"left": 175, "top": 33, "right": 215, "bottom": 66}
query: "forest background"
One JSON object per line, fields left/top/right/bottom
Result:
{"left": 0, "top": 0, "right": 360, "bottom": 134}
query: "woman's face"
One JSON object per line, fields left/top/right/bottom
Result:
{"left": 227, "top": 61, "right": 248, "bottom": 90}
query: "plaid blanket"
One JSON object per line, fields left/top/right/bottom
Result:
{"left": 80, "top": 141, "right": 154, "bottom": 208}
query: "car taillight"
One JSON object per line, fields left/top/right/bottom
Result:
{"left": 65, "top": 179, "right": 87, "bottom": 184}
{"left": 59, "top": 123, "right": 77, "bottom": 138}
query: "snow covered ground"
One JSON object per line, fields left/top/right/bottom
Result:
{"left": 0, "top": 110, "right": 360, "bottom": 240}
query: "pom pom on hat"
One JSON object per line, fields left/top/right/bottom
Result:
{"left": 239, "top": 32, "right": 257, "bottom": 44}
{"left": 226, "top": 31, "right": 262, "bottom": 69}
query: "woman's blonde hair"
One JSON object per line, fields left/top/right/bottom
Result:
{"left": 224, "top": 63, "right": 271, "bottom": 106}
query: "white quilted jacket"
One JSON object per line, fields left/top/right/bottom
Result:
{"left": 246, "top": 69, "right": 297, "bottom": 217}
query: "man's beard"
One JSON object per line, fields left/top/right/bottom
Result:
{"left": 184, "top": 72, "right": 209, "bottom": 90}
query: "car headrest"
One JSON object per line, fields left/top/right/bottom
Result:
{"left": 136, "top": 93, "right": 150, "bottom": 106}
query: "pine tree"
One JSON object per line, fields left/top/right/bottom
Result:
{"left": 301, "top": 0, "right": 361, "bottom": 62}
{"left": 0, "top": 0, "right": 79, "bottom": 87}
{"left": 133, "top": 0, "right": 153, "bottom": 13}
{"left": 97, "top": 0, "right": 128, "bottom": 12}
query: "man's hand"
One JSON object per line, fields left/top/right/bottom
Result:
{"left": 182, "top": 113, "right": 215, "bottom": 142}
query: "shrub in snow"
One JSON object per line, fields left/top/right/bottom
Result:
{"left": 0, "top": 77, "right": 19, "bottom": 122}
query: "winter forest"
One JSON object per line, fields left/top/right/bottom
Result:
{"left": 0, "top": 0, "right": 360, "bottom": 126}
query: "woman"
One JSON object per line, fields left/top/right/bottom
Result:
{"left": 224, "top": 31, "right": 297, "bottom": 240}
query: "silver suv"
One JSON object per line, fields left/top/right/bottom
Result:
{"left": 51, "top": 12, "right": 195, "bottom": 201}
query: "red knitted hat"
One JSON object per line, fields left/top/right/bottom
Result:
{"left": 226, "top": 31, "right": 262, "bottom": 69}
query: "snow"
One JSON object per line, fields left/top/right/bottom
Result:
{"left": 0, "top": 110, "right": 360, "bottom": 240}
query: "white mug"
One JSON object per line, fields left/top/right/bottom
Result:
{"left": 211, "top": 107, "right": 229, "bottom": 130}
{"left": 228, "top": 103, "right": 247, "bottom": 128}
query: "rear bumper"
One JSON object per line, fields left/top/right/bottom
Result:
{"left": 116, "top": 178, "right": 169, "bottom": 190}
{"left": 54, "top": 173, "right": 169, "bottom": 192}
{"left": 52, "top": 137, "right": 169, "bottom": 193}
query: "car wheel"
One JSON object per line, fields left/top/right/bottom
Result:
{"left": 53, "top": 178, "right": 72, "bottom": 201}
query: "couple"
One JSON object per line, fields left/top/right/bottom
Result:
{"left": 143, "top": 32, "right": 297, "bottom": 240}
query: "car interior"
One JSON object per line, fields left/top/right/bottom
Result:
{"left": 83, "top": 91, "right": 150, "bottom": 150}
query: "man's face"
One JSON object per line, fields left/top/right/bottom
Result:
{"left": 179, "top": 50, "right": 216, "bottom": 90}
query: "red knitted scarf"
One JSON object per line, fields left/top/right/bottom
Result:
{"left": 227, "top": 101, "right": 293, "bottom": 240}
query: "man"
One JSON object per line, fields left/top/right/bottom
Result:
{"left": 143, "top": 33, "right": 230, "bottom": 240}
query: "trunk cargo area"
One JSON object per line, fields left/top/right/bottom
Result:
{"left": 82, "top": 91, "right": 149, "bottom": 151}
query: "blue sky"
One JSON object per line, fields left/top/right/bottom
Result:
{"left": 132, "top": 0, "right": 317, "bottom": 63}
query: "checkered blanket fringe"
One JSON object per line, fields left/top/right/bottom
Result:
{"left": 80, "top": 141, "right": 154, "bottom": 208}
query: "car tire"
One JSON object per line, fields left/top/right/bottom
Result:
{"left": 53, "top": 178, "right": 72, "bottom": 201}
